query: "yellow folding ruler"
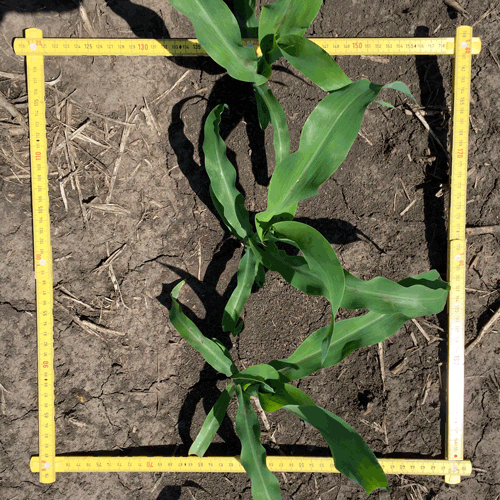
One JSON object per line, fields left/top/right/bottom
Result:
{"left": 16, "top": 27, "right": 477, "bottom": 484}
{"left": 24, "top": 28, "right": 55, "bottom": 483}
{"left": 30, "top": 456, "right": 471, "bottom": 476}
{"left": 445, "top": 25, "right": 472, "bottom": 485}
{"left": 14, "top": 34, "right": 481, "bottom": 57}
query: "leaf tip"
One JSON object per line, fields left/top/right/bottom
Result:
{"left": 365, "top": 483, "right": 390, "bottom": 495}
{"left": 171, "top": 280, "right": 186, "bottom": 300}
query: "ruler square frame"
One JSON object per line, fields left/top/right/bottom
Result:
{"left": 16, "top": 27, "right": 476, "bottom": 484}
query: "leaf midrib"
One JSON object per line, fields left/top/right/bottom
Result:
{"left": 238, "top": 392, "right": 277, "bottom": 499}
{"left": 255, "top": 85, "right": 288, "bottom": 164}
{"left": 230, "top": 252, "right": 255, "bottom": 309}
{"left": 283, "top": 312, "right": 405, "bottom": 379}
{"left": 174, "top": 304, "right": 233, "bottom": 376}
{"left": 286, "top": 88, "right": 363, "bottom": 197}
{"left": 344, "top": 280, "right": 434, "bottom": 310}
{"left": 269, "top": 83, "right": 374, "bottom": 215}
{"left": 209, "top": 111, "right": 247, "bottom": 238}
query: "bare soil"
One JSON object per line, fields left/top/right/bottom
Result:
{"left": 1, "top": 1, "right": 499, "bottom": 499}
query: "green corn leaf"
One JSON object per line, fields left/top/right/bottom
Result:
{"left": 209, "top": 185, "right": 243, "bottom": 240}
{"left": 257, "top": 35, "right": 277, "bottom": 78}
{"left": 257, "top": 384, "right": 387, "bottom": 493}
{"left": 397, "top": 269, "right": 449, "bottom": 289}
{"left": 254, "top": 85, "right": 271, "bottom": 130}
{"left": 270, "top": 221, "right": 345, "bottom": 363}
{"left": 269, "top": 222, "right": 345, "bottom": 302}
{"left": 244, "top": 382, "right": 264, "bottom": 400}
{"left": 259, "top": 0, "right": 322, "bottom": 46}
{"left": 255, "top": 80, "right": 415, "bottom": 234}
{"left": 250, "top": 242, "right": 448, "bottom": 317}
{"left": 257, "top": 54, "right": 274, "bottom": 80}
{"left": 270, "top": 271, "right": 448, "bottom": 381}
{"left": 233, "top": 0, "right": 258, "bottom": 38}
{"left": 254, "top": 84, "right": 291, "bottom": 165}
{"left": 342, "top": 270, "right": 449, "bottom": 316}
{"left": 233, "top": 363, "right": 281, "bottom": 393}
{"left": 255, "top": 261, "right": 266, "bottom": 287}
{"left": 376, "top": 82, "right": 415, "bottom": 109}
{"left": 272, "top": 314, "right": 407, "bottom": 381}
{"left": 258, "top": 0, "right": 322, "bottom": 66}
{"left": 168, "top": 0, "right": 266, "bottom": 84}
{"left": 204, "top": 104, "right": 253, "bottom": 242}
{"left": 255, "top": 79, "right": 384, "bottom": 233}
{"left": 258, "top": 33, "right": 280, "bottom": 70}
{"left": 235, "top": 385, "right": 282, "bottom": 500}
{"left": 212, "top": 338, "right": 238, "bottom": 367}
{"left": 251, "top": 241, "right": 325, "bottom": 296}
{"left": 277, "top": 35, "right": 352, "bottom": 92}
{"left": 170, "top": 281, "right": 237, "bottom": 377}
{"left": 383, "top": 81, "right": 415, "bottom": 102}
{"left": 257, "top": 381, "right": 315, "bottom": 412}
{"left": 377, "top": 100, "right": 395, "bottom": 109}
{"left": 284, "top": 406, "right": 388, "bottom": 494}
{"left": 235, "top": 364, "right": 281, "bottom": 382}
{"left": 189, "top": 383, "right": 235, "bottom": 457}
{"left": 223, "top": 248, "right": 260, "bottom": 335}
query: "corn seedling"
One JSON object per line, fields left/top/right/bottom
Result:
{"left": 166, "top": 0, "right": 449, "bottom": 498}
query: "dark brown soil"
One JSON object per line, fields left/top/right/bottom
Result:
{"left": 1, "top": 1, "right": 499, "bottom": 499}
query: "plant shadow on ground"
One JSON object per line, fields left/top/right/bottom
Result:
{"left": 157, "top": 21, "right": 458, "bottom": 473}
{"left": 155, "top": 219, "right": 368, "bottom": 455}
{"left": 160, "top": 62, "right": 427, "bottom": 468}
{"left": 2, "top": 0, "right": 168, "bottom": 37}
{"left": 164, "top": 60, "right": 388, "bottom": 449}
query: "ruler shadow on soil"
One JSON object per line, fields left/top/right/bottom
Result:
{"left": 414, "top": 25, "right": 450, "bottom": 455}
{"left": 156, "top": 481, "right": 208, "bottom": 500}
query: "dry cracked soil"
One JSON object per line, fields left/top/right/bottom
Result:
{"left": 0, "top": 1, "right": 499, "bottom": 499}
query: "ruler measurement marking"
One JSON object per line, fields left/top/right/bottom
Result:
{"left": 445, "top": 26, "right": 472, "bottom": 484}
{"left": 26, "top": 28, "right": 56, "bottom": 484}
{"left": 30, "top": 457, "right": 472, "bottom": 475}
{"left": 14, "top": 36, "right": 481, "bottom": 57}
